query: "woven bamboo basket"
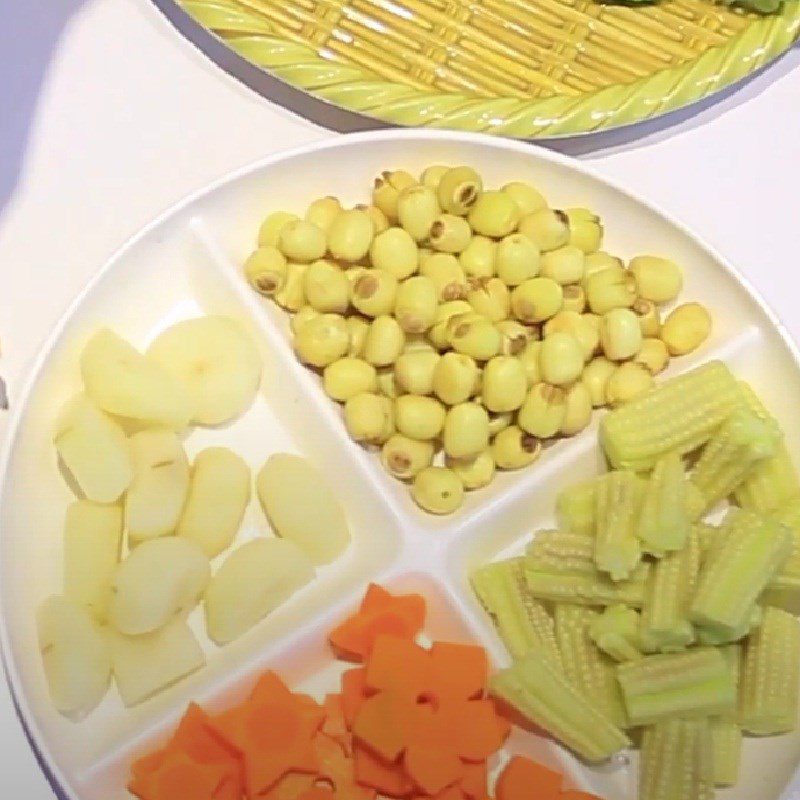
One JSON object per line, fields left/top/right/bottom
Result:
{"left": 178, "top": 0, "right": 800, "bottom": 136}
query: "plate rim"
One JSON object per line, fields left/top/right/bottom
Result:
{"left": 2, "top": 128, "right": 799, "bottom": 800}
{"left": 170, "top": 0, "right": 800, "bottom": 139}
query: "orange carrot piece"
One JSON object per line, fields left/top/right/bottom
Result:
{"left": 140, "top": 752, "right": 228, "bottom": 800}
{"left": 244, "top": 740, "right": 319, "bottom": 798}
{"left": 172, "top": 704, "right": 241, "bottom": 768}
{"left": 432, "top": 787, "right": 467, "bottom": 800}
{"left": 361, "top": 584, "right": 397, "bottom": 613}
{"left": 404, "top": 743, "right": 464, "bottom": 796}
{"left": 341, "top": 668, "right": 371, "bottom": 728}
{"left": 390, "top": 594, "right": 426, "bottom": 632}
{"left": 131, "top": 749, "right": 167, "bottom": 780}
{"left": 428, "top": 642, "right": 488, "bottom": 702}
{"left": 212, "top": 774, "right": 242, "bottom": 800}
{"left": 298, "top": 788, "right": 337, "bottom": 800}
{"left": 496, "top": 756, "right": 562, "bottom": 800}
{"left": 323, "top": 694, "right": 353, "bottom": 755}
{"left": 331, "top": 611, "right": 419, "bottom": 661}
{"left": 365, "top": 636, "right": 431, "bottom": 698}
{"left": 211, "top": 699, "right": 320, "bottom": 797}
{"left": 314, "top": 733, "right": 375, "bottom": 800}
{"left": 294, "top": 694, "right": 327, "bottom": 731}
{"left": 460, "top": 761, "right": 489, "bottom": 800}
{"left": 448, "top": 700, "right": 511, "bottom": 761}
{"left": 353, "top": 743, "right": 414, "bottom": 797}
{"left": 249, "top": 671, "right": 294, "bottom": 706}
{"left": 361, "top": 586, "right": 426, "bottom": 636}
{"left": 262, "top": 773, "right": 317, "bottom": 800}
{"left": 409, "top": 790, "right": 466, "bottom": 800}
{"left": 208, "top": 705, "right": 250, "bottom": 755}
{"left": 352, "top": 691, "right": 415, "bottom": 762}
{"left": 402, "top": 704, "right": 464, "bottom": 796}
{"left": 168, "top": 704, "right": 244, "bottom": 798}
{"left": 330, "top": 586, "right": 427, "bottom": 661}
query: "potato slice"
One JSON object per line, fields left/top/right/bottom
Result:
{"left": 125, "top": 429, "right": 190, "bottom": 542}
{"left": 63, "top": 500, "right": 122, "bottom": 621}
{"left": 204, "top": 537, "right": 314, "bottom": 645}
{"left": 256, "top": 453, "right": 350, "bottom": 565}
{"left": 80, "top": 329, "right": 191, "bottom": 429}
{"left": 37, "top": 596, "right": 111, "bottom": 720}
{"left": 54, "top": 395, "right": 133, "bottom": 503}
{"left": 177, "top": 447, "right": 250, "bottom": 558}
{"left": 147, "top": 316, "right": 262, "bottom": 426}
{"left": 109, "top": 538, "right": 210, "bottom": 636}
{"left": 108, "top": 618, "right": 205, "bottom": 707}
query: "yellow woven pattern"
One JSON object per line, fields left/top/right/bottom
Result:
{"left": 180, "top": 0, "right": 800, "bottom": 136}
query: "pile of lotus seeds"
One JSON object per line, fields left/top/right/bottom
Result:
{"left": 243, "top": 165, "right": 712, "bottom": 515}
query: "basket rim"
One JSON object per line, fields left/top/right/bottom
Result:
{"left": 175, "top": 0, "right": 800, "bottom": 138}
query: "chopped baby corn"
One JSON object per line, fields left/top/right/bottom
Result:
{"left": 739, "top": 606, "right": 800, "bottom": 735}
{"left": 491, "top": 650, "right": 630, "bottom": 762}
{"left": 471, "top": 559, "right": 562, "bottom": 665}
{"left": 601, "top": 361, "right": 741, "bottom": 471}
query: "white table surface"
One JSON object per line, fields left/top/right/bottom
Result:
{"left": 1, "top": 0, "right": 799, "bottom": 795}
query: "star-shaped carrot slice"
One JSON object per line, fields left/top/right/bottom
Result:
{"left": 330, "top": 586, "right": 426, "bottom": 661}
{"left": 402, "top": 703, "right": 464, "bottom": 795}
{"left": 496, "top": 756, "right": 562, "bottom": 800}
{"left": 353, "top": 742, "right": 414, "bottom": 797}
{"left": 448, "top": 700, "right": 511, "bottom": 762}
{"left": 249, "top": 671, "right": 295, "bottom": 706}
{"left": 413, "top": 787, "right": 468, "bottom": 800}
{"left": 172, "top": 703, "right": 242, "bottom": 766}
{"left": 364, "top": 636, "right": 431, "bottom": 699}
{"left": 262, "top": 772, "right": 317, "bottom": 800}
{"left": 297, "top": 788, "right": 336, "bottom": 800}
{"left": 129, "top": 751, "right": 229, "bottom": 800}
{"left": 459, "top": 761, "right": 489, "bottom": 800}
{"left": 209, "top": 699, "right": 321, "bottom": 797}
{"left": 314, "top": 733, "right": 375, "bottom": 800}
{"left": 341, "top": 668, "right": 372, "bottom": 729}
{"left": 427, "top": 642, "right": 488, "bottom": 703}
{"left": 322, "top": 694, "right": 352, "bottom": 755}
{"left": 351, "top": 691, "right": 417, "bottom": 762}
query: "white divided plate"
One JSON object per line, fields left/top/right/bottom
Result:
{"left": 2, "top": 130, "right": 800, "bottom": 800}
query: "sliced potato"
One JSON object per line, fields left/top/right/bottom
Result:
{"left": 37, "top": 596, "right": 111, "bottom": 720}
{"left": 125, "top": 429, "right": 190, "bottom": 543}
{"left": 204, "top": 537, "right": 314, "bottom": 645}
{"left": 63, "top": 500, "right": 122, "bottom": 621}
{"left": 177, "top": 447, "right": 250, "bottom": 558}
{"left": 54, "top": 395, "right": 133, "bottom": 503}
{"left": 147, "top": 316, "right": 262, "bottom": 426}
{"left": 108, "top": 618, "right": 205, "bottom": 707}
{"left": 108, "top": 538, "right": 210, "bottom": 636}
{"left": 80, "top": 329, "right": 191, "bottom": 429}
{"left": 256, "top": 453, "right": 350, "bottom": 565}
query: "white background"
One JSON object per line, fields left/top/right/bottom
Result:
{"left": 1, "top": 0, "right": 799, "bottom": 795}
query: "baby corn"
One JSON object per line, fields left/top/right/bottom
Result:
{"left": 740, "top": 606, "right": 800, "bottom": 735}
{"left": 470, "top": 558, "right": 562, "bottom": 666}
{"left": 554, "top": 604, "right": 628, "bottom": 728}
{"left": 691, "top": 509, "right": 792, "bottom": 642}
{"left": 640, "top": 717, "right": 714, "bottom": 800}
{"left": 594, "top": 471, "right": 644, "bottom": 581}
{"left": 640, "top": 527, "right": 701, "bottom": 653}
{"left": 617, "top": 647, "right": 736, "bottom": 726}
{"left": 638, "top": 452, "right": 691, "bottom": 555}
{"left": 524, "top": 530, "right": 649, "bottom": 607}
{"left": 490, "top": 650, "right": 629, "bottom": 762}
{"left": 601, "top": 361, "right": 741, "bottom": 471}
{"left": 691, "top": 407, "right": 780, "bottom": 513}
